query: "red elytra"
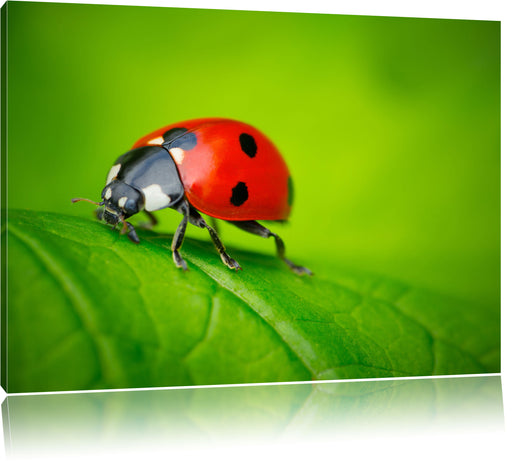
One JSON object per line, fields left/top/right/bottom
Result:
{"left": 132, "top": 118, "right": 292, "bottom": 221}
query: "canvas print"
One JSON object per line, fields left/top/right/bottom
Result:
{"left": 0, "top": 1, "right": 500, "bottom": 393}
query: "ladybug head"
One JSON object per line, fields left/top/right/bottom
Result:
{"left": 99, "top": 180, "right": 144, "bottom": 224}
{"left": 72, "top": 180, "right": 143, "bottom": 226}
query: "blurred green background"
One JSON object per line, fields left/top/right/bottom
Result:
{"left": 6, "top": 2, "right": 500, "bottom": 310}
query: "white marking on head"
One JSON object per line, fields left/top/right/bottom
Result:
{"left": 104, "top": 187, "right": 112, "bottom": 200}
{"left": 118, "top": 196, "right": 128, "bottom": 208}
{"left": 170, "top": 147, "right": 185, "bottom": 165}
{"left": 148, "top": 136, "right": 164, "bottom": 145}
{"left": 106, "top": 164, "right": 121, "bottom": 184}
{"left": 142, "top": 184, "right": 171, "bottom": 211}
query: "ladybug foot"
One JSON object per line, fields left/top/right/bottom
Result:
{"left": 284, "top": 259, "right": 313, "bottom": 276}
{"left": 172, "top": 251, "right": 189, "bottom": 271}
{"left": 221, "top": 253, "right": 242, "bottom": 271}
{"left": 120, "top": 220, "right": 140, "bottom": 244}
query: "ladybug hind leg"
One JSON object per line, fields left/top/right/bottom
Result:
{"left": 188, "top": 209, "right": 241, "bottom": 271}
{"left": 228, "top": 220, "right": 312, "bottom": 276}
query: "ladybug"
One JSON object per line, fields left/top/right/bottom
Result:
{"left": 73, "top": 118, "right": 311, "bottom": 275}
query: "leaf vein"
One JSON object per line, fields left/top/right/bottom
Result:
{"left": 188, "top": 260, "right": 315, "bottom": 379}
{"left": 8, "top": 224, "right": 109, "bottom": 384}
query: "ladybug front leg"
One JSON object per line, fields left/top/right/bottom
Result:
{"left": 228, "top": 220, "right": 313, "bottom": 276}
{"left": 124, "top": 221, "right": 140, "bottom": 244}
{"left": 171, "top": 202, "right": 190, "bottom": 271}
{"left": 188, "top": 209, "right": 241, "bottom": 271}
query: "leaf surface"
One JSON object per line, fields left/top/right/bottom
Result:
{"left": 5, "top": 210, "right": 500, "bottom": 392}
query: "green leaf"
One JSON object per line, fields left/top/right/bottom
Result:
{"left": 4, "top": 210, "right": 499, "bottom": 392}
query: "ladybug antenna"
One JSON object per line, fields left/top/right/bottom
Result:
{"left": 71, "top": 197, "right": 104, "bottom": 206}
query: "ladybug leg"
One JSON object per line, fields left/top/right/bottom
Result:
{"left": 125, "top": 221, "right": 140, "bottom": 244}
{"left": 229, "top": 221, "right": 312, "bottom": 276}
{"left": 119, "top": 218, "right": 140, "bottom": 243}
{"left": 171, "top": 202, "right": 190, "bottom": 271}
{"left": 188, "top": 209, "right": 241, "bottom": 271}
{"left": 209, "top": 217, "right": 221, "bottom": 235}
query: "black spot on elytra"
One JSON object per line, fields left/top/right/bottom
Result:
{"left": 288, "top": 176, "right": 294, "bottom": 207}
{"left": 230, "top": 182, "right": 249, "bottom": 206}
{"left": 162, "top": 127, "right": 197, "bottom": 151}
{"left": 239, "top": 133, "right": 257, "bottom": 158}
{"left": 163, "top": 127, "right": 187, "bottom": 143}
